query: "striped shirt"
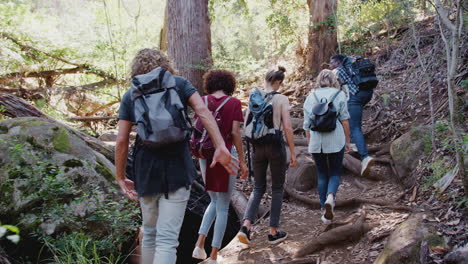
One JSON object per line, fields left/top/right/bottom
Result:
{"left": 303, "top": 87, "right": 350, "bottom": 154}
{"left": 336, "top": 66, "right": 359, "bottom": 95}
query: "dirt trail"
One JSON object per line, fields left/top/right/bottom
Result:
{"left": 212, "top": 166, "right": 409, "bottom": 264}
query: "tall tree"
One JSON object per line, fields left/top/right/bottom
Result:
{"left": 305, "top": 0, "right": 338, "bottom": 77}
{"left": 165, "top": 0, "right": 212, "bottom": 94}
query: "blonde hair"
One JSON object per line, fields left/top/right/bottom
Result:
{"left": 316, "top": 69, "right": 340, "bottom": 89}
{"left": 130, "top": 48, "right": 176, "bottom": 78}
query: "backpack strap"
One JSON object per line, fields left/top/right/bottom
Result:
{"left": 330, "top": 90, "right": 342, "bottom": 103}
{"left": 214, "top": 96, "right": 231, "bottom": 113}
{"left": 158, "top": 68, "right": 167, "bottom": 89}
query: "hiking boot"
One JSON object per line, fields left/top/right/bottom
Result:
{"left": 324, "top": 194, "right": 335, "bottom": 221}
{"left": 268, "top": 230, "right": 288, "bottom": 245}
{"left": 192, "top": 246, "right": 207, "bottom": 260}
{"left": 237, "top": 226, "right": 251, "bottom": 245}
{"left": 361, "top": 156, "right": 375, "bottom": 178}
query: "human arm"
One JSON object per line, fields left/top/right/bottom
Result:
{"left": 115, "top": 120, "right": 138, "bottom": 202}
{"left": 338, "top": 92, "right": 351, "bottom": 153}
{"left": 188, "top": 92, "right": 239, "bottom": 174}
{"left": 341, "top": 120, "right": 351, "bottom": 153}
{"left": 232, "top": 120, "right": 248, "bottom": 179}
{"left": 281, "top": 98, "right": 297, "bottom": 167}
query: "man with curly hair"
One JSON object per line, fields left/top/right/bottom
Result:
{"left": 115, "top": 48, "right": 238, "bottom": 264}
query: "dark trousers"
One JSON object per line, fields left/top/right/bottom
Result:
{"left": 243, "top": 141, "right": 287, "bottom": 227}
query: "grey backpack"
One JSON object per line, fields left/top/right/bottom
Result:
{"left": 130, "top": 67, "right": 191, "bottom": 149}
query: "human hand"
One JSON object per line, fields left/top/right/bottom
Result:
{"left": 211, "top": 145, "right": 240, "bottom": 174}
{"left": 345, "top": 143, "right": 351, "bottom": 154}
{"left": 117, "top": 178, "right": 138, "bottom": 202}
{"left": 239, "top": 161, "right": 248, "bottom": 180}
{"left": 289, "top": 154, "right": 297, "bottom": 168}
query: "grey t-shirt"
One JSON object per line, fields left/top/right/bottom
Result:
{"left": 118, "top": 75, "right": 198, "bottom": 197}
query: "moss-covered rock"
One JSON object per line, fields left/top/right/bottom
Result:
{"left": 0, "top": 117, "right": 139, "bottom": 260}
{"left": 374, "top": 214, "right": 444, "bottom": 264}
{"left": 390, "top": 126, "right": 431, "bottom": 187}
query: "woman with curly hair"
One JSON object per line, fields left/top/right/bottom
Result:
{"left": 115, "top": 49, "right": 238, "bottom": 264}
{"left": 192, "top": 70, "right": 248, "bottom": 264}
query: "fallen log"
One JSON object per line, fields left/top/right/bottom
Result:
{"left": 231, "top": 189, "right": 269, "bottom": 221}
{"left": 293, "top": 137, "right": 308, "bottom": 147}
{"left": 284, "top": 185, "right": 412, "bottom": 212}
{"left": 294, "top": 212, "right": 372, "bottom": 258}
{"left": 343, "top": 154, "right": 361, "bottom": 176}
{"left": 0, "top": 67, "right": 84, "bottom": 83}
{"left": 0, "top": 93, "right": 115, "bottom": 162}
{"left": 67, "top": 116, "right": 118, "bottom": 122}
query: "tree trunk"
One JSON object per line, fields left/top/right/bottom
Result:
{"left": 305, "top": 0, "right": 338, "bottom": 78}
{"left": 165, "top": 0, "right": 212, "bottom": 94}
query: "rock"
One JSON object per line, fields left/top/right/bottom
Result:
{"left": 444, "top": 244, "right": 468, "bottom": 264}
{"left": 374, "top": 214, "right": 444, "bottom": 264}
{"left": 286, "top": 153, "right": 317, "bottom": 192}
{"left": 0, "top": 117, "right": 139, "bottom": 258}
{"left": 98, "top": 129, "right": 118, "bottom": 142}
{"left": 390, "top": 126, "right": 431, "bottom": 187}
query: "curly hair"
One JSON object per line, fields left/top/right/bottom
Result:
{"left": 316, "top": 69, "right": 340, "bottom": 89}
{"left": 203, "top": 70, "right": 237, "bottom": 95}
{"left": 129, "top": 48, "right": 176, "bottom": 79}
{"left": 265, "top": 66, "right": 286, "bottom": 84}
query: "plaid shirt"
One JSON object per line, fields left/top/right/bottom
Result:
{"left": 336, "top": 66, "right": 359, "bottom": 95}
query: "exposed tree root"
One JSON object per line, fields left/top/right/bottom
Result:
{"left": 284, "top": 185, "right": 412, "bottom": 212}
{"left": 293, "top": 212, "right": 372, "bottom": 258}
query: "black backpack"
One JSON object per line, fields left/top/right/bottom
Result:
{"left": 308, "top": 90, "right": 341, "bottom": 132}
{"left": 343, "top": 56, "right": 379, "bottom": 90}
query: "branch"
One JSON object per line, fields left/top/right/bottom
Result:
{"left": 67, "top": 116, "right": 118, "bottom": 122}
{"left": 0, "top": 67, "right": 83, "bottom": 83}
{"left": 0, "top": 32, "right": 118, "bottom": 81}
{"left": 433, "top": 0, "right": 457, "bottom": 32}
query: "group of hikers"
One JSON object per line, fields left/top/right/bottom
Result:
{"left": 115, "top": 48, "right": 378, "bottom": 264}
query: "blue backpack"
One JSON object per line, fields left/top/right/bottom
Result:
{"left": 244, "top": 88, "right": 282, "bottom": 144}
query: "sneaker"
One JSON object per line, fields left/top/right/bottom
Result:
{"left": 268, "top": 230, "right": 288, "bottom": 245}
{"left": 192, "top": 246, "right": 207, "bottom": 260}
{"left": 350, "top": 143, "right": 358, "bottom": 153}
{"left": 361, "top": 156, "right": 375, "bottom": 178}
{"left": 324, "top": 194, "right": 335, "bottom": 221}
{"left": 237, "top": 226, "right": 251, "bottom": 245}
{"left": 321, "top": 214, "right": 332, "bottom": 224}
{"left": 207, "top": 258, "right": 217, "bottom": 264}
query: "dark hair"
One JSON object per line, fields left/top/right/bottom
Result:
{"left": 265, "top": 66, "right": 286, "bottom": 84}
{"left": 203, "top": 70, "right": 237, "bottom": 95}
{"left": 331, "top": 54, "right": 346, "bottom": 62}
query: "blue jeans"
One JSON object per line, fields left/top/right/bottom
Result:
{"left": 348, "top": 89, "right": 373, "bottom": 160}
{"left": 198, "top": 149, "right": 237, "bottom": 249}
{"left": 198, "top": 159, "right": 235, "bottom": 249}
{"left": 139, "top": 187, "right": 191, "bottom": 264}
{"left": 312, "top": 148, "right": 345, "bottom": 208}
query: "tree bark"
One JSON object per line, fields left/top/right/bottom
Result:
{"left": 305, "top": 0, "right": 338, "bottom": 77}
{"left": 165, "top": 0, "right": 212, "bottom": 94}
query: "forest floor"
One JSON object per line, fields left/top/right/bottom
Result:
{"left": 216, "top": 171, "right": 408, "bottom": 264}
